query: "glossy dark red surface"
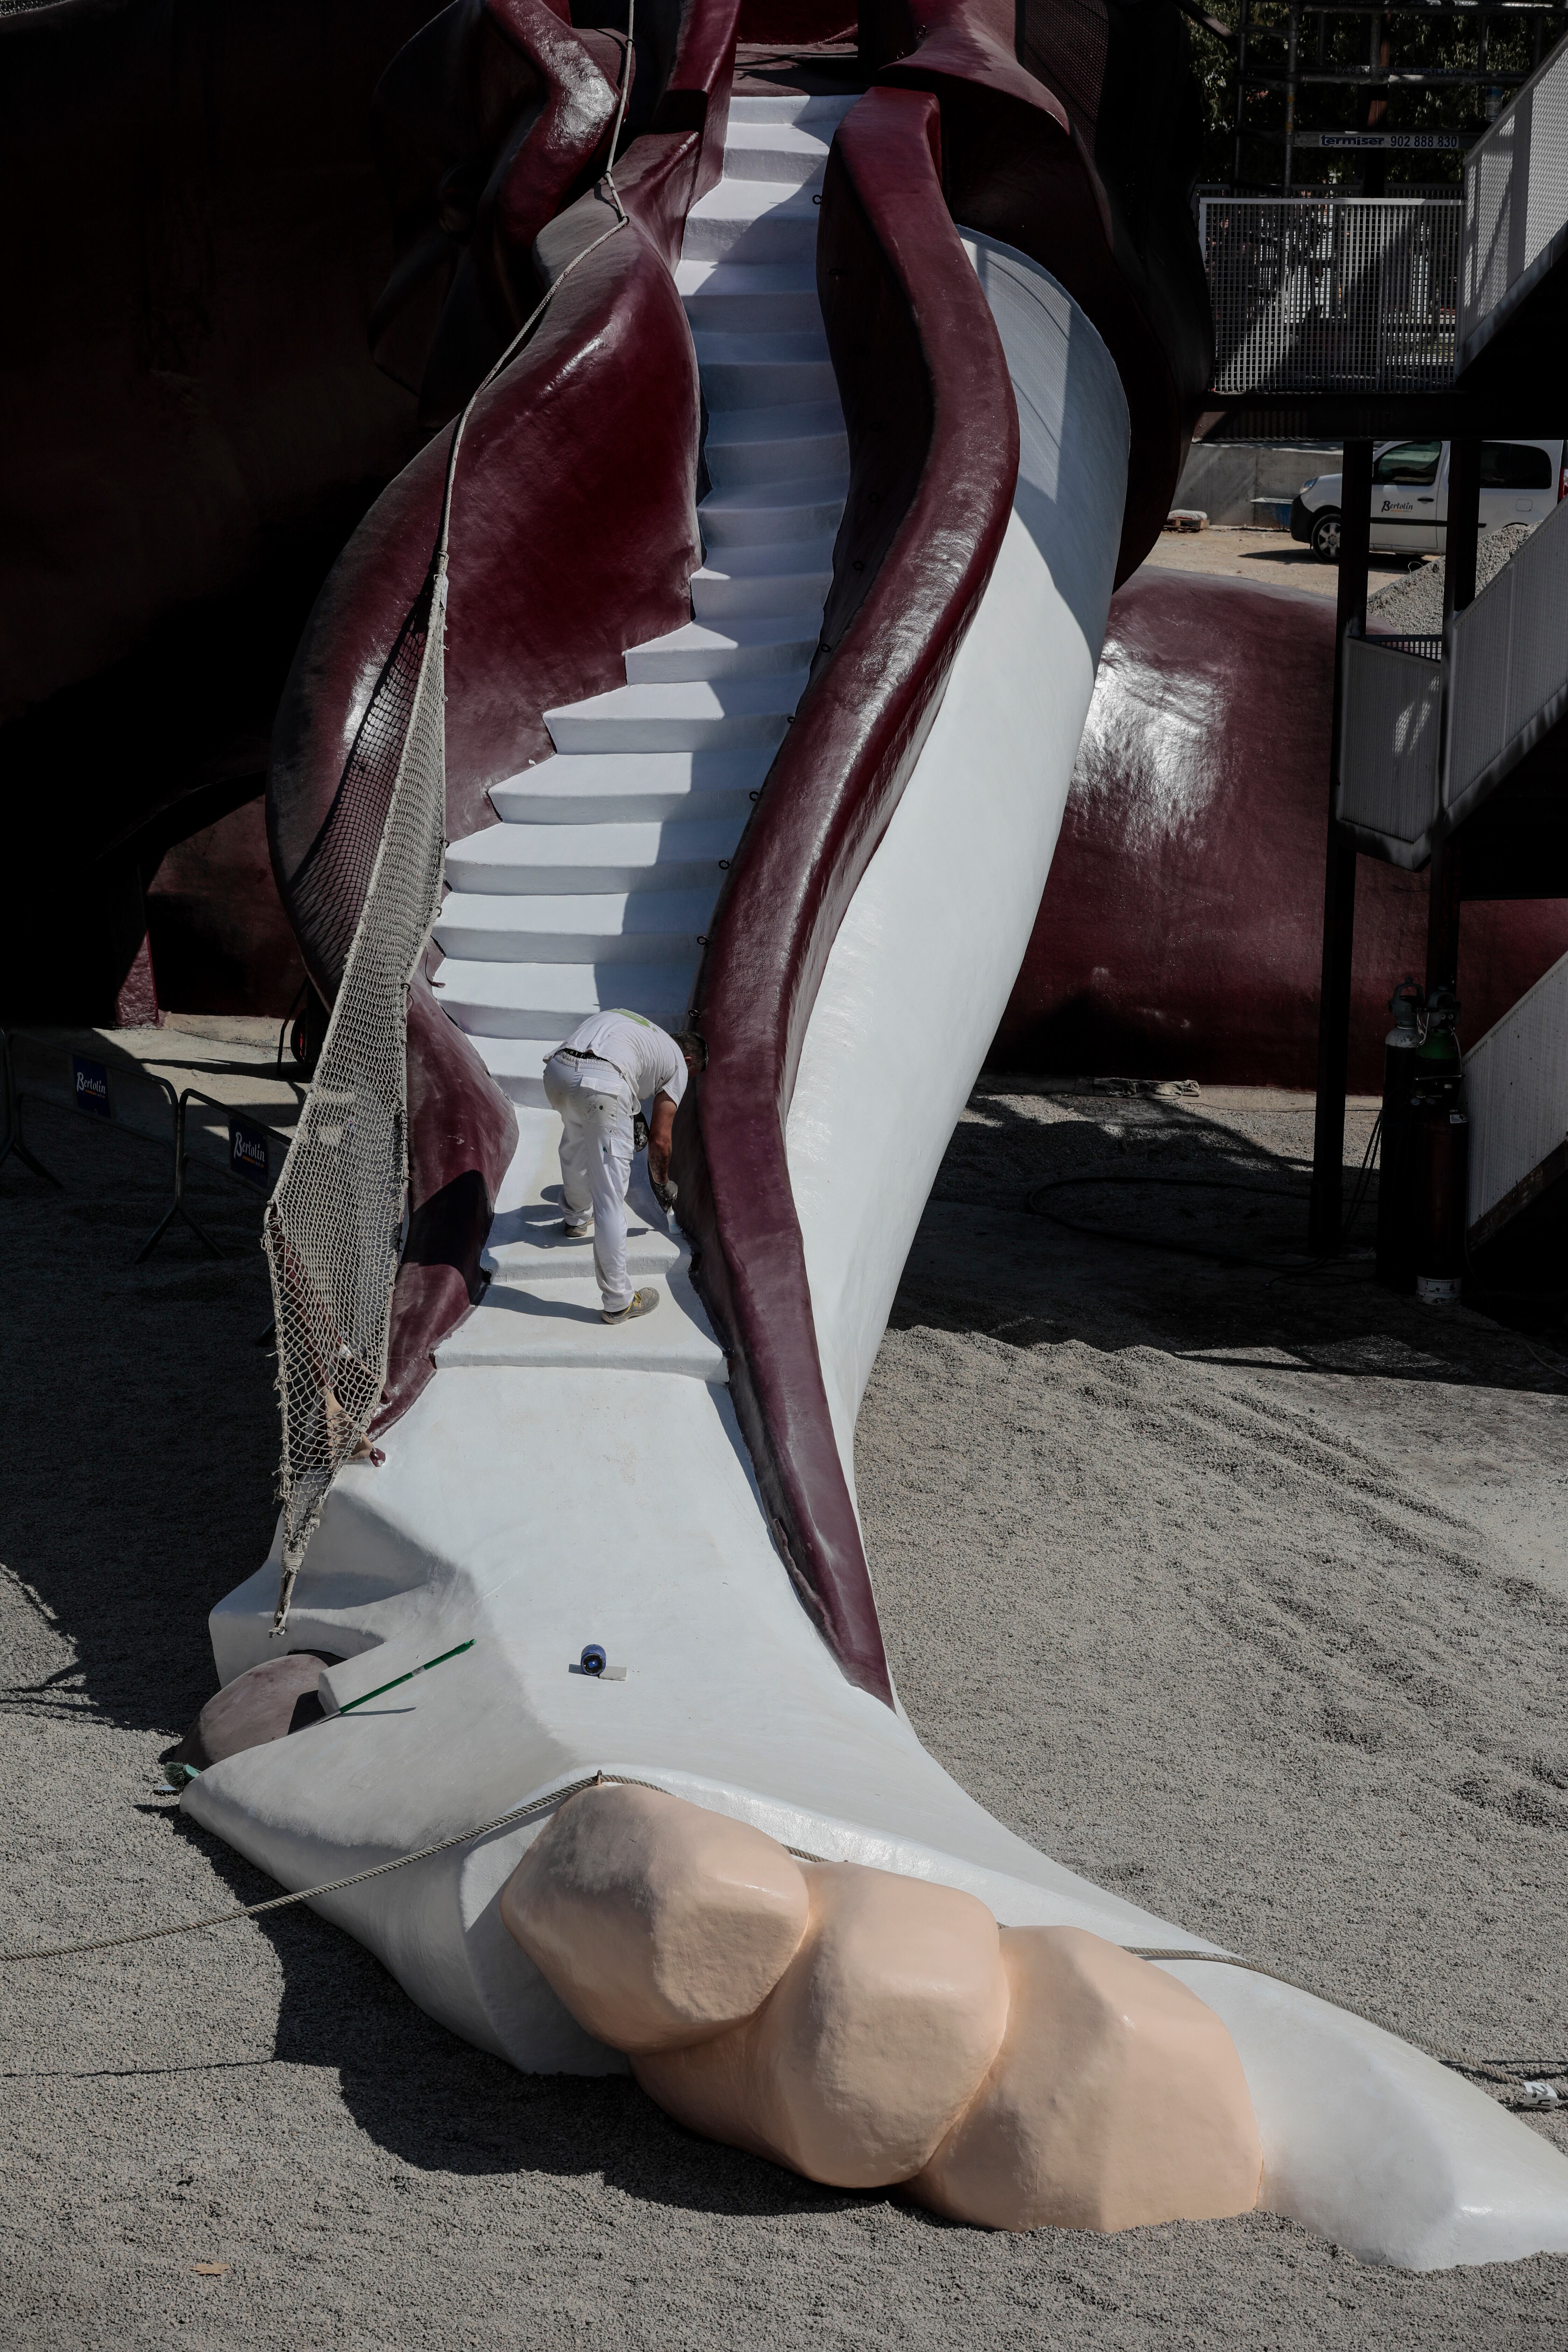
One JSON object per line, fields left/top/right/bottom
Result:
{"left": 674, "top": 88, "right": 1018, "bottom": 1703}
{"left": 994, "top": 572, "right": 1568, "bottom": 1091}
{"left": 867, "top": 0, "right": 1210, "bottom": 586}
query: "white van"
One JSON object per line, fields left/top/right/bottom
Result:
{"left": 1289, "top": 439, "right": 1566, "bottom": 563}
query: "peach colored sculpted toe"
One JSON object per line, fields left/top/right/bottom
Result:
{"left": 639, "top": 1863, "right": 1010, "bottom": 2189}
{"left": 498, "top": 1785, "right": 810, "bottom": 2052}
{"left": 909, "top": 1926, "right": 1264, "bottom": 2233}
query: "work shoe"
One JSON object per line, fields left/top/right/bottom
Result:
{"left": 602, "top": 1286, "right": 660, "bottom": 1325}
{"left": 562, "top": 1216, "right": 592, "bottom": 1238}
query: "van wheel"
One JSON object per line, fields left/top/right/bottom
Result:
{"left": 1309, "top": 509, "right": 1342, "bottom": 564}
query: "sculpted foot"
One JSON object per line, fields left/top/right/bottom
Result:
{"left": 501, "top": 1787, "right": 1262, "bottom": 2230}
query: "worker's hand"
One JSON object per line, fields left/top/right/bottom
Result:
{"left": 652, "top": 1176, "right": 678, "bottom": 1215}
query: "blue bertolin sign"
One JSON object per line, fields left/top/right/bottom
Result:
{"left": 72, "top": 1055, "right": 111, "bottom": 1118}
{"left": 229, "top": 1113, "right": 271, "bottom": 1189}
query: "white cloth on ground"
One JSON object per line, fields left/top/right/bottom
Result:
{"left": 557, "top": 1010, "right": 687, "bottom": 1110}
{"left": 543, "top": 1054, "right": 636, "bottom": 1313}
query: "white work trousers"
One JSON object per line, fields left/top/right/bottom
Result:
{"left": 543, "top": 1052, "right": 636, "bottom": 1312}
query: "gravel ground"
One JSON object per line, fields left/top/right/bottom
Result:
{"left": 1366, "top": 524, "right": 1531, "bottom": 633}
{"left": 1139, "top": 525, "right": 1419, "bottom": 599}
{"left": 2, "top": 1085, "right": 1567, "bottom": 2350}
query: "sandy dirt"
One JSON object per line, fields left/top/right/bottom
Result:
{"left": 1141, "top": 524, "right": 1431, "bottom": 600}
{"left": 2, "top": 1084, "right": 1567, "bottom": 2350}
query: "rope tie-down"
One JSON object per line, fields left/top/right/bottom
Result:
{"left": 0, "top": 1767, "right": 1558, "bottom": 2110}
{"left": 262, "top": 0, "right": 637, "bottom": 1639}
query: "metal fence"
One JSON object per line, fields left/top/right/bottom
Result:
{"left": 1459, "top": 32, "right": 1568, "bottom": 373}
{"left": 1202, "top": 197, "right": 1461, "bottom": 396}
{"left": 1463, "top": 946, "right": 1568, "bottom": 1239}
{"left": 1445, "top": 485, "right": 1568, "bottom": 819}
{"left": 1337, "top": 634, "right": 1445, "bottom": 856}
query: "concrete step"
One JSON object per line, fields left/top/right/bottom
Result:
{"left": 483, "top": 1206, "right": 683, "bottom": 1285}
{"left": 678, "top": 259, "right": 821, "bottom": 334}
{"left": 472, "top": 1035, "right": 555, "bottom": 1108}
{"left": 726, "top": 93, "right": 860, "bottom": 127}
{"left": 690, "top": 541, "right": 836, "bottom": 620}
{"left": 433, "top": 889, "right": 713, "bottom": 964}
{"left": 680, "top": 183, "right": 820, "bottom": 265}
{"left": 703, "top": 400, "right": 848, "bottom": 489}
{"left": 624, "top": 619, "right": 818, "bottom": 681}
{"left": 436, "top": 1270, "right": 727, "bottom": 1380}
{"left": 721, "top": 122, "right": 833, "bottom": 187}
{"left": 445, "top": 815, "right": 743, "bottom": 895}
{"left": 431, "top": 957, "right": 699, "bottom": 1038}
{"left": 692, "top": 335, "right": 839, "bottom": 408}
{"left": 544, "top": 676, "right": 806, "bottom": 752}
{"left": 699, "top": 475, "right": 847, "bottom": 548}
{"left": 489, "top": 752, "right": 768, "bottom": 823}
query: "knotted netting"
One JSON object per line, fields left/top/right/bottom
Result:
{"left": 264, "top": 568, "right": 449, "bottom": 1631}
{"left": 262, "top": 43, "right": 635, "bottom": 1632}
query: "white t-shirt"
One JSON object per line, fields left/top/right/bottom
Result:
{"left": 558, "top": 1010, "right": 687, "bottom": 1108}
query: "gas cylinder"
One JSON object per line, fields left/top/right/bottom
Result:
{"left": 1410, "top": 987, "right": 1468, "bottom": 1306}
{"left": 1376, "top": 977, "right": 1424, "bottom": 1293}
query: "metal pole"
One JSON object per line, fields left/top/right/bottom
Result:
{"left": 136, "top": 1091, "right": 224, "bottom": 1264}
{"left": 1235, "top": 0, "right": 1251, "bottom": 187}
{"left": 1284, "top": 1, "right": 1301, "bottom": 189}
{"left": 1309, "top": 438, "right": 1374, "bottom": 1256}
{"left": 0, "top": 1030, "right": 62, "bottom": 1189}
{"left": 1427, "top": 435, "right": 1483, "bottom": 1000}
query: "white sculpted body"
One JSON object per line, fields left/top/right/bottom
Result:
{"left": 188, "top": 139, "right": 1568, "bottom": 2268}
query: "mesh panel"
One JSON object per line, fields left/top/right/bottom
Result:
{"left": 1447, "top": 493, "right": 1568, "bottom": 807}
{"left": 1202, "top": 198, "right": 1460, "bottom": 396}
{"left": 1461, "top": 34, "right": 1568, "bottom": 361}
{"left": 291, "top": 597, "right": 434, "bottom": 994}
{"left": 1464, "top": 946, "right": 1568, "bottom": 1228}
{"left": 264, "top": 573, "right": 449, "bottom": 1627}
{"left": 1337, "top": 636, "right": 1443, "bottom": 849}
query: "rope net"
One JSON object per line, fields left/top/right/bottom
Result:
{"left": 261, "top": 39, "right": 635, "bottom": 1633}
{"left": 264, "top": 569, "right": 449, "bottom": 1631}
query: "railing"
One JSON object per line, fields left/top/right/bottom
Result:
{"left": 1463, "top": 947, "right": 1568, "bottom": 1242}
{"left": 1339, "top": 492, "right": 1568, "bottom": 858}
{"left": 1337, "top": 634, "right": 1444, "bottom": 855}
{"left": 1444, "top": 482, "right": 1568, "bottom": 820}
{"left": 1202, "top": 197, "right": 1461, "bottom": 396}
{"left": 1458, "top": 32, "right": 1568, "bottom": 373}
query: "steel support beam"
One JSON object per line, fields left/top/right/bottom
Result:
{"left": 1309, "top": 439, "right": 1373, "bottom": 1256}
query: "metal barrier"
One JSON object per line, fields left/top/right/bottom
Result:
{"left": 1336, "top": 633, "right": 1445, "bottom": 858}
{"left": 138, "top": 1088, "right": 294, "bottom": 1264}
{"left": 1459, "top": 32, "right": 1568, "bottom": 374}
{"left": 1202, "top": 196, "right": 1461, "bottom": 396}
{"left": 1463, "top": 946, "right": 1568, "bottom": 1242}
{"left": 1444, "top": 485, "right": 1568, "bottom": 821}
{"left": 0, "top": 1030, "right": 298, "bottom": 1261}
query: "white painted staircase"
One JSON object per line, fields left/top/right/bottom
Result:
{"left": 430, "top": 91, "right": 858, "bottom": 1379}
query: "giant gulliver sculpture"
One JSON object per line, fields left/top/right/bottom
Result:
{"left": 150, "top": 0, "right": 1568, "bottom": 2267}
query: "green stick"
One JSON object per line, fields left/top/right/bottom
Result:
{"left": 337, "top": 1638, "right": 475, "bottom": 1714}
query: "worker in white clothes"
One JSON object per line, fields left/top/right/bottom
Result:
{"left": 542, "top": 1011, "right": 704, "bottom": 1325}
